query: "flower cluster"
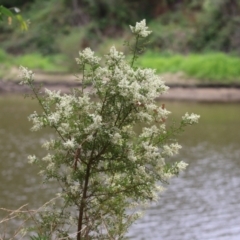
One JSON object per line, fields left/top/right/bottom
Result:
{"left": 19, "top": 20, "right": 199, "bottom": 239}
{"left": 19, "top": 66, "right": 34, "bottom": 85}
{"left": 182, "top": 112, "right": 200, "bottom": 125}
{"left": 75, "top": 47, "right": 101, "bottom": 66}
{"left": 130, "top": 19, "right": 152, "bottom": 37}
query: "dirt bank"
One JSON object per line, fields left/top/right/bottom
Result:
{"left": 1, "top": 71, "right": 240, "bottom": 102}
{"left": 1, "top": 80, "right": 240, "bottom": 102}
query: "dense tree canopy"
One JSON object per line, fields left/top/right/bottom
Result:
{"left": 1, "top": 0, "right": 240, "bottom": 55}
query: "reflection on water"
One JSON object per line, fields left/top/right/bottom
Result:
{"left": 128, "top": 144, "right": 240, "bottom": 240}
{"left": 0, "top": 95, "right": 240, "bottom": 239}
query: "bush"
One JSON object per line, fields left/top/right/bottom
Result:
{"left": 17, "top": 20, "right": 199, "bottom": 239}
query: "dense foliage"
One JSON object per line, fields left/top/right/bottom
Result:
{"left": 1, "top": 0, "right": 240, "bottom": 56}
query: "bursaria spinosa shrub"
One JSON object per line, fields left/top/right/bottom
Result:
{"left": 20, "top": 19, "right": 200, "bottom": 239}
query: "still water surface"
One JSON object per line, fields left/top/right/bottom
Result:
{"left": 0, "top": 95, "right": 240, "bottom": 239}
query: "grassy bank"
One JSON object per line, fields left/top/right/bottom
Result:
{"left": 138, "top": 52, "right": 240, "bottom": 84}
{"left": 0, "top": 49, "right": 67, "bottom": 74}
{"left": 1, "top": 49, "right": 240, "bottom": 84}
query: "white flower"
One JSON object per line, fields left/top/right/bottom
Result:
{"left": 128, "top": 149, "right": 137, "bottom": 162}
{"left": 57, "top": 94, "right": 75, "bottom": 116}
{"left": 42, "top": 153, "right": 54, "bottom": 162}
{"left": 182, "top": 112, "right": 200, "bottom": 124}
{"left": 162, "top": 143, "right": 182, "bottom": 157}
{"left": 46, "top": 162, "right": 56, "bottom": 172}
{"left": 130, "top": 19, "right": 152, "bottom": 37}
{"left": 85, "top": 114, "right": 102, "bottom": 132}
{"left": 138, "top": 165, "right": 146, "bottom": 175}
{"left": 28, "top": 111, "right": 43, "bottom": 131}
{"left": 42, "top": 140, "right": 55, "bottom": 150}
{"left": 48, "top": 112, "right": 61, "bottom": 125}
{"left": 136, "top": 111, "right": 153, "bottom": 123}
{"left": 142, "top": 142, "right": 159, "bottom": 160}
{"left": 19, "top": 66, "right": 34, "bottom": 84}
{"left": 28, "top": 155, "right": 37, "bottom": 164}
{"left": 140, "top": 125, "right": 159, "bottom": 138}
{"left": 77, "top": 94, "right": 91, "bottom": 109}
{"left": 86, "top": 134, "right": 94, "bottom": 142}
{"left": 118, "top": 77, "right": 129, "bottom": 95}
{"left": 177, "top": 161, "right": 188, "bottom": 171}
{"left": 76, "top": 48, "right": 101, "bottom": 66}
{"left": 134, "top": 68, "right": 169, "bottom": 101}
{"left": 63, "top": 138, "right": 76, "bottom": 149}
{"left": 163, "top": 172, "right": 174, "bottom": 181}
{"left": 45, "top": 88, "right": 61, "bottom": 101}
{"left": 57, "top": 123, "right": 71, "bottom": 135}
{"left": 111, "top": 132, "right": 122, "bottom": 145}
{"left": 105, "top": 46, "right": 125, "bottom": 66}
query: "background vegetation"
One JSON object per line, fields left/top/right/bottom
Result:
{"left": 1, "top": 0, "right": 240, "bottom": 83}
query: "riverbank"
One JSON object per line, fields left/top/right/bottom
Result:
{"left": 1, "top": 72, "right": 240, "bottom": 102}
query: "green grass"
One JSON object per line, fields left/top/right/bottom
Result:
{"left": 0, "top": 49, "right": 13, "bottom": 67}
{"left": 0, "top": 49, "right": 69, "bottom": 80}
{"left": 14, "top": 53, "right": 68, "bottom": 72}
{"left": 0, "top": 49, "right": 67, "bottom": 73}
{"left": 138, "top": 52, "right": 240, "bottom": 83}
{"left": 1, "top": 48, "right": 240, "bottom": 84}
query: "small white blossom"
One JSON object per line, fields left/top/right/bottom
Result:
{"left": 45, "top": 88, "right": 61, "bottom": 101}
{"left": 57, "top": 123, "right": 71, "bottom": 136}
{"left": 86, "top": 134, "right": 94, "bottom": 142}
{"left": 162, "top": 143, "right": 182, "bottom": 157}
{"left": 42, "top": 153, "right": 54, "bottom": 162}
{"left": 111, "top": 132, "right": 122, "bottom": 145}
{"left": 42, "top": 140, "right": 55, "bottom": 150}
{"left": 130, "top": 19, "right": 152, "bottom": 37}
{"left": 28, "top": 111, "right": 43, "bottom": 131}
{"left": 177, "top": 161, "right": 188, "bottom": 171}
{"left": 118, "top": 77, "right": 129, "bottom": 93}
{"left": 28, "top": 155, "right": 37, "bottom": 164}
{"left": 57, "top": 95, "right": 75, "bottom": 116}
{"left": 163, "top": 172, "right": 174, "bottom": 181}
{"left": 140, "top": 125, "right": 159, "bottom": 138}
{"left": 63, "top": 138, "right": 76, "bottom": 149}
{"left": 48, "top": 112, "right": 61, "bottom": 125}
{"left": 136, "top": 111, "right": 153, "bottom": 123}
{"left": 182, "top": 112, "right": 200, "bottom": 124}
{"left": 142, "top": 142, "right": 159, "bottom": 161}
{"left": 85, "top": 114, "right": 102, "bottom": 133}
{"left": 19, "top": 66, "right": 34, "bottom": 85}
{"left": 76, "top": 48, "right": 101, "bottom": 66}
{"left": 105, "top": 46, "right": 125, "bottom": 66}
{"left": 46, "top": 162, "right": 56, "bottom": 172}
{"left": 77, "top": 94, "right": 91, "bottom": 110}
{"left": 128, "top": 149, "right": 137, "bottom": 162}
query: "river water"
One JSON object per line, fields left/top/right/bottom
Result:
{"left": 0, "top": 95, "right": 240, "bottom": 239}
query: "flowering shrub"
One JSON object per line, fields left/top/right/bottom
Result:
{"left": 20, "top": 19, "right": 199, "bottom": 239}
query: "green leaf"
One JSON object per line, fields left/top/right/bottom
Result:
{"left": 0, "top": 5, "right": 14, "bottom": 17}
